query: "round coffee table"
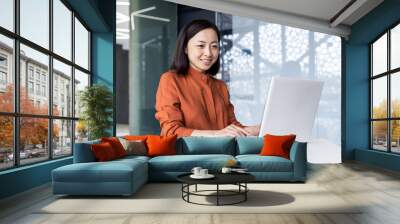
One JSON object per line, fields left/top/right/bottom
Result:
{"left": 177, "top": 172, "right": 255, "bottom": 206}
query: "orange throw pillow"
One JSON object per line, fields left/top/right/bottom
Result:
{"left": 124, "top": 135, "right": 148, "bottom": 142}
{"left": 101, "top": 137, "right": 127, "bottom": 158}
{"left": 146, "top": 135, "right": 177, "bottom": 157}
{"left": 260, "top": 134, "right": 296, "bottom": 159}
{"left": 91, "top": 142, "right": 118, "bottom": 161}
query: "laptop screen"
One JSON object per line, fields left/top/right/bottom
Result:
{"left": 259, "top": 77, "right": 323, "bottom": 142}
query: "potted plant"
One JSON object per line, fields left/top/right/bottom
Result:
{"left": 79, "top": 84, "right": 113, "bottom": 140}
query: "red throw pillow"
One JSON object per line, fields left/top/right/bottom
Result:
{"left": 260, "top": 134, "right": 296, "bottom": 159}
{"left": 101, "top": 137, "right": 127, "bottom": 158}
{"left": 91, "top": 142, "right": 118, "bottom": 161}
{"left": 146, "top": 135, "right": 177, "bottom": 157}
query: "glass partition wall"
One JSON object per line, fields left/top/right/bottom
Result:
{"left": 0, "top": 0, "right": 91, "bottom": 171}
{"left": 129, "top": 0, "right": 177, "bottom": 135}
{"left": 217, "top": 15, "right": 342, "bottom": 146}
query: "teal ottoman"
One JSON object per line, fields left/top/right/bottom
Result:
{"left": 52, "top": 156, "right": 148, "bottom": 196}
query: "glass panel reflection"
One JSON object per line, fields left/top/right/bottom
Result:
{"left": 391, "top": 72, "right": 400, "bottom": 118}
{"left": 20, "top": 117, "right": 49, "bottom": 165}
{"left": 372, "top": 34, "right": 387, "bottom": 76}
{"left": 372, "top": 77, "right": 387, "bottom": 119}
{"left": 391, "top": 24, "right": 400, "bottom": 70}
{"left": 391, "top": 120, "right": 400, "bottom": 153}
{"left": 20, "top": 44, "right": 49, "bottom": 115}
{"left": 0, "top": 34, "right": 14, "bottom": 113}
{"left": 74, "top": 69, "right": 89, "bottom": 118}
{"left": 20, "top": 0, "right": 49, "bottom": 49}
{"left": 372, "top": 121, "right": 388, "bottom": 151}
{"left": 74, "top": 18, "right": 89, "bottom": 70}
{"left": 0, "top": 116, "right": 13, "bottom": 170}
{"left": 53, "top": 0, "right": 72, "bottom": 60}
{"left": 75, "top": 120, "right": 88, "bottom": 143}
{"left": 53, "top": 59, "right": 72, "bottom": 117}
{"left": 0, "top": 0, "right": 14, "bottom": 31}
{"left": 53, "top": 119, "right": 72, "bottom": 157}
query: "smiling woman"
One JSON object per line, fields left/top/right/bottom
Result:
{"left": 155, "top": 20, "right": 260, "bottom": 137}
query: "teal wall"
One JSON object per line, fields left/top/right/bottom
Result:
{"left": 92, "top": 32, "right": 115, "bottom": 136}
{"left": 344, "top": 0, "right": 400, "bottom": 170}
{"left": 0, "top": 0, "right": 116, "bottom": 200}
{"left": 0, "top": 158, "right": 72, "bottom": 199}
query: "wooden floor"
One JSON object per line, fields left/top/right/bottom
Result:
{"left": 1, "top": 162, "right": 400, "bottom": 224}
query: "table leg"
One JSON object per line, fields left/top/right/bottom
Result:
{"left": 245, "top": 183, "right": 247, "bottom": 201}
{"left": 187, "top": 184, "right": 190, "bottom": 202}
{"left": 217, "top": 184, "right": 219, "bottom": 206}
{"left": 181, "top": 184, "right": 183, "bottom": 199}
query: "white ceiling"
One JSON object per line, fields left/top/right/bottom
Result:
{"left": 223, "top": 0, "right": 383, "bottom": 26}
{"left": 226, "top": 0, "right": 353, "bottom": 23}
{"left": 165, "top": 0, "right": 384, "bottom": 37}
{"left": 117, "top": 0, "right": 384, "bottom": 48}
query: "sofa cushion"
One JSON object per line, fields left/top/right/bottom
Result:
{"left": 101, "top": 137, "right": 127, "bottom": 158}
{"left": 148, "top": 154, "right": 235, "bottom": 172}
{"left": 52, "top": 158, "right": 147, "bottom": 183}
{"left": 260, "top": 134, "right": 296, "bottom": 159}
{"left": 114, "top": 155, "right": 150, "bottom": 163}
{"left": 73, "top": 139, "right": 100, "bottom": 163}
{"left": 236, "top": 155, "right": 293, "bottom": 172}
{"left": 124, "top": 135, "right": 148, "bottom": 142}
{"left": 91, "top": 142, "right": 118, "bottom": 161}
{"left": 119, "top": 138, "right": 147, "bottom": 156}
{"left": 236, "top": 137, "right": 263, "bottom": 155}
{"left": 177, "top": 137, "right": 236, "bottom": 155}
{"left": 147, "top": 135, "right": 177, "bottom": 157}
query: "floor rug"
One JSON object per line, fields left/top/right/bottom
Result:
{"left": 37, "top": 183, "right": 362, "bottom": 214}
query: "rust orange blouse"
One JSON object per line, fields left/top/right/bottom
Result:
{"left": 155, "top": 67, "right": 242, "bottom": 137}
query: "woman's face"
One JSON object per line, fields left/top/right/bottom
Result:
{"left": 186, "top": 28, "right": 219, "bottom": 73}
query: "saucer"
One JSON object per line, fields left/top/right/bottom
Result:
{"left": 190, "top": 174, "right": 215, "bottom": 179}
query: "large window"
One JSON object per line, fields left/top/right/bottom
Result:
{"left": 0, "top": 0, "right": 91, "bottom": 171}
{"left": 371, "top": 23, "right": 400, "bottom": 153}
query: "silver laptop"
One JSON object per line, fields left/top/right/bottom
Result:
{"left": 259, "top": 77, "right": 323, "bottom": 142}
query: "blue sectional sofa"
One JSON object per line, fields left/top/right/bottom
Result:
{"left": 52, "top": 137, "right": 307, "bottom": 196}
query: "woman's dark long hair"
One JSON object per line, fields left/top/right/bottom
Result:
{"left": 170, "top": 19, "right": 221, "bottom": 76}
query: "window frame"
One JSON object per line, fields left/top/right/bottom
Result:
{"left": 0, "top": 0, "right": 92, "bottom": 171}
{"left": 370, "top": 20, "right": 400, "bottom": 154}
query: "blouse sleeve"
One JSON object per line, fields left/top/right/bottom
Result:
{"left": 155, "top": 73, "right": 194, "bottom": 137}
{"left": 221, "top": 82, "right": 244, "bottom": 128}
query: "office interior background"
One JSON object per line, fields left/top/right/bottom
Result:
{"left": 0, "top": 0, "right": 400, "bottom": 200}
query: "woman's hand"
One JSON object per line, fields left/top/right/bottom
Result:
{"left": 213, "top": 124, "right": 250, "bottom": 137}
{"left": 243, "top": 125, "right": 260, "bottom": 136}
{"left": 191, "top": 124, "right": 250, "bottom": 137}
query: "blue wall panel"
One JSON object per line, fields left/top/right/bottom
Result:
{"left": 344, "top": 44, "right": 369, "bottom": 159}
{"left": 355, "top": 148, "right": 400, "bottom": 172}
{"left": 92, "top": 32, "right": 115, "bottom": 135}
{"left": 92, "top": 33, "right": 114, "bottom": 87}
{"left": 0, "top": 158, "right": 72, "bottom": 199}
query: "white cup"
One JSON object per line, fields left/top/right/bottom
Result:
{"left": 221, "top": 167, "right": 232, "bottom": 174}
{"left": 191, "top": 167, "right": 202, "bottom": 176}
{"left": 199, "top": 169, "right": 208, "bottom": 176}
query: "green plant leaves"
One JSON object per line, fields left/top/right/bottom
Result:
{"left": 79, "top": 84, "right": 113, "bottom": 140}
